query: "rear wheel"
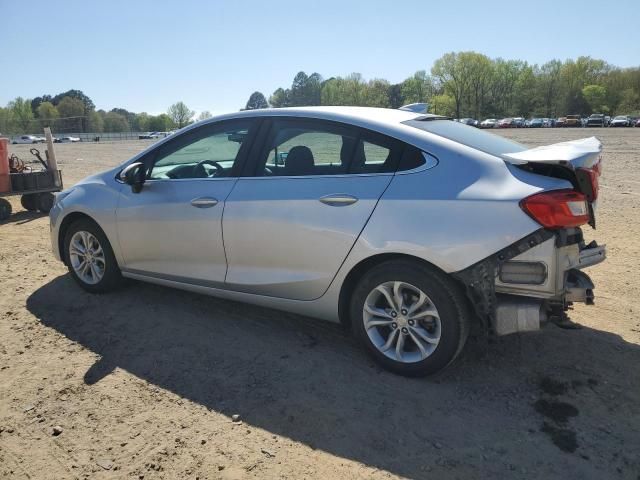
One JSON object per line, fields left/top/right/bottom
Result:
{"left": 64, "top": 218, "right": 122, "bottom": 293}
{"left": 0, "top": 198, "right": 12, "bottom": 221}
{"left": 350, "top": 260, "right": 470, "bottom": 376}
{"left": 21, "top": 194, "right": 38, "bottom": 211}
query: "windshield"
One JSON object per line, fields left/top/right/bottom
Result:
{"left": 403, "top": 119, "right": 527, "bottom": 156}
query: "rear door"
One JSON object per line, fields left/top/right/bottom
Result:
{"left": 222, "top": 118, "right": 402, "bottom": 300}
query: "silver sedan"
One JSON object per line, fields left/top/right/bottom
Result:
{"left": 49, "top": 107, "right": 606, "bottom": 376}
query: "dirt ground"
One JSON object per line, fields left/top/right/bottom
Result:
{"left": 1, "top": 129, "right": 639, "bottom": 480}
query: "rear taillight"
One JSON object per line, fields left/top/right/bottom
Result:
{"left": 520, "top": 189, "right": 590, "bottom": 229}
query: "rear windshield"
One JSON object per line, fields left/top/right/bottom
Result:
{"left": 403, "top": 119, "right": 527, "bottom": 156}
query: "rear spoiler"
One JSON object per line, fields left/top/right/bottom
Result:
{"left": 399, "top": 103, "right": 430, "bottom": 114}
{"left": 501, "top": 136, "right": 602, "bottom": 170}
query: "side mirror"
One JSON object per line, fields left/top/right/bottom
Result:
{"left": 120, "top": 162, "right": 146, "bottom": 193}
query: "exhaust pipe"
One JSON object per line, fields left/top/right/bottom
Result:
{"left": 494, "top": 295, "right": 547, "bottom": 336}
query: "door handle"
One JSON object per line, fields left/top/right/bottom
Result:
{"left": 319, "top": 194, "right": 358, "bottom": 206}
{"left": 190, "top": 197, "right": 218, "bottom": 208}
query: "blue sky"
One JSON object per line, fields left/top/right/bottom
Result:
{"left": 2, "top": 0, "right": 639, "bottom": 115}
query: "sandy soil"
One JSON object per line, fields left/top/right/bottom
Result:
{"left": 1, "top": 129, "right": 639, "bottom": 479}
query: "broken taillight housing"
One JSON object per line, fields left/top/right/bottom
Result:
{"left": 577, "top": 164, "right": 600, "bottom": 201}
{"left": 520, "top": 189, "right": 590, "bottom": 229}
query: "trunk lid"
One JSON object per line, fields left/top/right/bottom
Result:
{"left": 502, "top": 137, "right": 603, "bottom": 227}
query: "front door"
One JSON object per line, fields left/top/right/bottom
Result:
{"left": 116, "top": 119, "right": 255, "bottom": 284}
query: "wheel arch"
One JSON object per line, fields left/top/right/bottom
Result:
{"left": 337, "top": 253, "right": 462, "bottom": 330}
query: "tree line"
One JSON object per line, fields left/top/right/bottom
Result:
{"left": 2, "top": 52, "right": 639, "bottom": 135}
{"left": 252, "top": 53, "right": 640, "bottom": 119}
{"left": 0, "top": 90, "right": 201, "bottom": 135}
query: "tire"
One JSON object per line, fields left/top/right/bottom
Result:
{"left": 0, "top": 198, "right": 12, "bottom": 221}
{"left": 36, "top": 193, "right": 55, "bottom": 213}
{"left": 63, "top": 218, "right": 122, "bottom": 293}
{"left": 350, "top": 260, "right": 470, "bottom": 377}
{"left": 21, "top": 194, "right": 38, "bottom": 211}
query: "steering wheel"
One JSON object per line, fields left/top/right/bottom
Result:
{"left": 193, "top": 160, "right": 224, "bottom": 178}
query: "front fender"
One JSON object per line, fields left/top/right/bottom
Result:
{"left": 50, "top": 177, "right": 123, "bottom": 266}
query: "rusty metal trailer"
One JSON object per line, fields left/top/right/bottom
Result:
{"left": 0, "top": 128, "right": 63, "bottom": 221}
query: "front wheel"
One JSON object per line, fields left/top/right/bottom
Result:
{"left": 63, "top": 218, "right": 122, "bottom": 293}
{"left": 350, "top": 260, "right": 470, "bottom": 376}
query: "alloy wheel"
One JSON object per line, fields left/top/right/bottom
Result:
{"left": 363, "top": 281, "right": 441, "bottom": 363}
{"left": 69, "top": 231, "right": 106, "bottom": 285}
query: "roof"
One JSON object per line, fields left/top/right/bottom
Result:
{"left": 192, "top": 106, "right": 444, "bottom": 144}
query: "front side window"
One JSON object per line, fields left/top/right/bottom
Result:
{"left": 149, "top": 121, "right": 253, "bottom": 180}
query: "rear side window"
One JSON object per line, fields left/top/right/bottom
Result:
{"left": 403, "top": 119, "right": 527, "bottom": 157}
{"left": 254, "top": 119, "right": 403, "bottom": 177}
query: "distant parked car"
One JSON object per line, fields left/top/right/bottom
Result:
{"left": 60, "top": 136, "right": 80, "bottom": 143}
{"left": 542, "top": 118, "right": 554, "bottom": 127}
{"left": 610, "top": 115, "right": 632, "bottom": 127}
{"left": 529, "top": 118, "right": 544, "bottom": 128}
{"left": 586, "top": 114, "right": 606, "bottom": 127}
{"left": 565, "top": 115, "right": 582, "bottom": 127}
{"left": 459, "top": 118, "right": 479, "bottom": 127}
{"left": 513, "top": 117, "right": 525, "bottom": 128}
{"left": 12, "top": 135, "right": 42, "bottom": 144}
{"left": 498, "top": 118, "right": 516, "bottom": 128}
{"left": 138, "top": 131, "right": 164, "bottom": 140}
{"left": 635, "top": 118, "right": 640, "bottom": 127}
{"left": 555, "top": 117, "right": 567, "bottom": 127}
{"left": 479, "top": 118, "right": 498, "bottom": 129}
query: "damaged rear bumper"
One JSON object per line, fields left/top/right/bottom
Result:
{"left": 454, "top": 228, "right": 606, "bottom": 336}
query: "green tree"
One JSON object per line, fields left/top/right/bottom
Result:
{"left": 289, "top": 71, "right": 309, "bottom": 106}
{"left": 430, "top": 94, "right": 456, "bottom": 117}
{"left": 132, "top": 112, "right": 150, "bottom": 131}
{"left": 52, "top": 89, "right": 95, "bottom": 111}
{"left": 36, "top": 102, "right": 59, "bottom": 129}
{"left": 432, "top": 53, "right": 469, "bottom": 118}
{"left": 8, "top": 97, "right": 34, "bottom": 132}
{"left": 197, "top": 111, "right": 212, "bottom": 121}
{"left": 582, "top": 84, "right": 608, "bottom": 113}
{"left": 56, "top": 96, "right": 85, "bottom": 132}
{"left": 535, "top": 60, "right": 563, "bottom": 117}
{"left": 400, "top": 71, "right": 433, "bottom": 105}
{"left": 0, "top": 107, "right": 11, "bottom": 134}
{"left": 245, "top": 92, "right": 269, "bottom": 110}
{"left": 167, "top": 101, "right": 194, "bottom": 128}
{"left": 148, "top": 114, "right": 174, "bottom": 131}
{"left": 269, "top": 88, "right": 289, "bottom": 108}
{"left": 362, "top": 79, "right": 391, "bottom": 107}
{"left": 616, "top": 88, "right": 640, "bottom": 115}
{"left": 387, "top": 83, "right": 403, "bottom": 108}
{"left": 31, "top": 95, "right": 52, "bottom": 115}
{"left": 88, "top": 110, "right": 104, "bottom": 133}
{"left": 103, "top": 112, "right": 129, "bottom": 132}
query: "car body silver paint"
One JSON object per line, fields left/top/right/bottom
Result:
{"left": 50, "top": 106, "right": 582, "bottom": 324}
{"left": 115, "top": 177, "right": 237, "bottom": 283}
{"left": 222, "top": 173, "right": 393, "bottom": 300}
{"left": 49, "top": 173, "right": 123, "bottom": 265}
